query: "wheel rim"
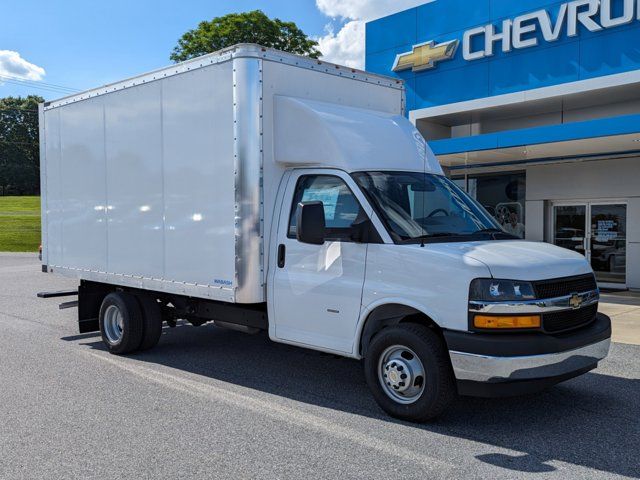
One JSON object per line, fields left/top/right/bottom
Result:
{"left": 103, "top": 304, "right": 124, "bottom": 344}
{"left": 377, "top": 345, "right": 426, "bottom": 404}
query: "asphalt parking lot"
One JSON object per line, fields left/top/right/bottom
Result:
{"left": 1, "top": 253, "right": 638, "bottom": 479}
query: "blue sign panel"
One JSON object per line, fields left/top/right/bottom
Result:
{"left": 365, "top": 0, "right": 640, "bottom": 112}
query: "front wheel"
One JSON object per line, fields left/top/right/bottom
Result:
{"left": 364, "top": 324, "right": 456, "bottom": 422}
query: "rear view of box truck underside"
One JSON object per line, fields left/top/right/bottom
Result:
{"left": 39, "top": 44, "right": 405, "bottom": 304}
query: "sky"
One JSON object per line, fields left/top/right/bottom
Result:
{"left": 0, "top": 0, "right": 427, "bottom": 101}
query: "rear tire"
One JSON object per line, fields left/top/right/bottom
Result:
{"left": 99, "top": 292, "right": 144, "bottom": 355}
{"left": 137, "top": 295, "right": 163, "bottom": 351}
{"left": 364, "top": 323, "right": 456, "bottom": 422}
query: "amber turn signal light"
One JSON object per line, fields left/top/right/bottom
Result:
{"left": 474, "top": 315, "right": 541, "bottom": 329}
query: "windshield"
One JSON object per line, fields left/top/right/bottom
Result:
{"left": 352, "top": 171, "right": 508, "bottom": 243}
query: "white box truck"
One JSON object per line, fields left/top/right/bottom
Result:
{"left": 39, "top": 44, "right": 611, "bottom": 421}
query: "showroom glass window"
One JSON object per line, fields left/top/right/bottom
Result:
{"left": 452, "top": 172, "right": 526, "bottom": 238}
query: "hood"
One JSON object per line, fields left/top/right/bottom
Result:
{"left": 417, "top": 240, "right": 592, "bottom": 281}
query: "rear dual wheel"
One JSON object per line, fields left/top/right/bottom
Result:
{"left": 99, "top": 292, "right": 163, "bottom": 355}
{"left": 364, "top": 324, "right": 456, "bottom": 422}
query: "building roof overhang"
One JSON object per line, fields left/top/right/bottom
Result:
{"left": 437, "top": 129, "right": 640, "bottom": 170}
{"left": 409, "top": 70, "right": 640, "bottom": 126}
{"left": 411, "top": 70, "right": 640, "bottom": 170}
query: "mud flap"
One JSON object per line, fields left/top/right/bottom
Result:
{"left": 78, "top": 281, "right": 112, "bottom": 333}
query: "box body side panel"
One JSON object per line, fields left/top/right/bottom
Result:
{"left": 58, "top": 99, "right": 108, "bottom": 272}
{"left": 162, "top": 64, "right": 236, "bottom": 289}
{"left": 104, "top": 81, "right": 164, "bottom": 278}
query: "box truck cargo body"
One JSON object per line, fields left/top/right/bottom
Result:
{"left": 41, "top": 46, "right": 405, "bottom": 303}
{"left": 40, "top": 45, "right": 611, "bottom": 421}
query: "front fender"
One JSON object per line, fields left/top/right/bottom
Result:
{"left": 353, "top": 298, "right": 443, "bottom": 359}
{"left": 359, "top": 244, "right": 492, "bottom": 345}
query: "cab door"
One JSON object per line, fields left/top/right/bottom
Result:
{"left": 271, "top": 170, "right": 373, "bottom": 354}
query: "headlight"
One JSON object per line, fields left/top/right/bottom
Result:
{"left": 469, "top": 279, "right": 536, "bottom": 302}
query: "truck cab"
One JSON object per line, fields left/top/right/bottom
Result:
{"left": 266, "top": 164, "right": 610, "bottom": 421}
{"left": 266, "top": 96, "right": 610, "bottom": 421}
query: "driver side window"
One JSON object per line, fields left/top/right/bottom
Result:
{"left": 288, "top": 175, "right": 363, "bottom": 242}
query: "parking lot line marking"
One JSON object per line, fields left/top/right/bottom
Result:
{"left": 83, "top": 350, "right": 455, "bottom": 474}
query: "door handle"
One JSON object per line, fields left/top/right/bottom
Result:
{"left": 277, "top": 244, "right": 286, "bottom": 268}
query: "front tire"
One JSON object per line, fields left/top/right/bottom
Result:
{"left": 364, "top": 323, "right": 456, "bottom": 422}
{"left": 99, "top": 292, "right": 144, "bottom": 355}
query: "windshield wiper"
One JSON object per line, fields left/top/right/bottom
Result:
{"left": 402, "top": 229, "right": 517, "bottom": 245}
{"left": 424, "top": 232, "right": 461, "bottom": 237}
{"left": 400, "top": 233, "right": 460, "bottom": 244}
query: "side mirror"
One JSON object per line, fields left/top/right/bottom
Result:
{"left": 296, "top": 201, "right": 326, "bottom": 245}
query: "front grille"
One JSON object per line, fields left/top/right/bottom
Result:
{"left": 533, "top": 274, "right": 597, "bottom": 299}
{"left": 543, "top": 303, "right": 598, "bottom": 333}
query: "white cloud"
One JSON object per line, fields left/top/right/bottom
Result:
{"left": 316, "top": 0, "right": 428, "bottom": 21}
{"left": 317, "top": 21, "right": 365, "bottom": 69}
{"left": 0, "top": 50, "right": 45, "bottom": 82}
{"left": 315, "top": 0, "right": 432, "bottom": 68}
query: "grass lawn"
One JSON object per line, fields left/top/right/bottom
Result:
{"left": 0, "top": 196, "right": 41, "bottom": 252}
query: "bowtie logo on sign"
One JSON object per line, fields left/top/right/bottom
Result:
{"left": 392, "top": 40, "right": 459, "bottom": 72}
{"left": 392, "top": 0, "right": 639, "bottom": 72}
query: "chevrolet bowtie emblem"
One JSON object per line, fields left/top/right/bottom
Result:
{"left": 569, "top": 293, "right": 583, "bottom": 309}
{"left": 392, "top": 40, "right": 459, "bottom": 72}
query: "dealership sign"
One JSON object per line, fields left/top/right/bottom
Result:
{"left": 393, "top": 0, "right": 640, "bottom": 72}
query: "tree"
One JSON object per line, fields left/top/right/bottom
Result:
{"left": 0, "top": 95, "right": 43, "bottom": 196}
{"left": 171, "top": 10, "right": 321, "bottom": 63}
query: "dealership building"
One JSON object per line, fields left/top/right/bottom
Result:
{"left": 366, "top": 0, "right": 640, "bottom": 290}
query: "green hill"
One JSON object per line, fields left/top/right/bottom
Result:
{"left": 0, "top": 196, "right": 41, "bottom": 252}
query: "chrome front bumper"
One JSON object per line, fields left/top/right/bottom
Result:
{"left": 449, "top": 338, "right": 611, "bottom": 383}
